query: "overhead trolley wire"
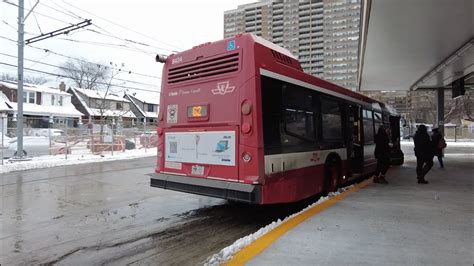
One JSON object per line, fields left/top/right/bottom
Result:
{"left": 0, "top": 61, "right": 161, "bottom": 93}
{"left": 0, "top": 52, "right": 159, "bottom": 88}
{"left": 61, "top": 0, "right": 182, "bottom": 51}
{"left": 0, "top": 35, "right": 162, "bottom": 80}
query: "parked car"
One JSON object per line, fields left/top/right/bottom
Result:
{"left": 1, "top": 137, "right": 70, "bottom": 158}
{"left": 125, "top": 139, "right": 136, "bottom": 150}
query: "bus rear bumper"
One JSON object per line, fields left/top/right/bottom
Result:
{"left": 150, "top": 173, "right": 261, "bottom": 204}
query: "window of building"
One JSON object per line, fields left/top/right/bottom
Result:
{"left": 23, "top": 91, "right": 35, "bottom": 104}
{"left": 59, "top": 96, "right": 63, "bottom": 106}
{"left": 116, "top": 102, "right": 123, "bottom": 110}
{"left": 29, "top": 92, "right": 35, "bottom": 103}
{"left": 147, "top": 104, "right": 155, "bottom": 112}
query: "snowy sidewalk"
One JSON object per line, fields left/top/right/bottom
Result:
{"left": 0, "top": 148, "right": 156, "bottom": 174}
{"left": 208, "top": 145, "right": 473, "bottom": 265}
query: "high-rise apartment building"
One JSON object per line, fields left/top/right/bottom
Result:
{"left": 224, "top": 0, "right": 361, "bottom": 90}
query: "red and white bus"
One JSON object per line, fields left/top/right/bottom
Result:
{"left": 151, "top": 33, "right": 403, "bottom": 204}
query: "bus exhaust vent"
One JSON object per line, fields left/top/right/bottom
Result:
{"left": 168, "top": 53, "right": 239, "bottom": 84}
{"left": 271, "top": 50, "right": 293, "bottom": 67}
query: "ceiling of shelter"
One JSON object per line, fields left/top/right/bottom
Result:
{"left": 359, "top": 0, "right": 474, "bottom": 91}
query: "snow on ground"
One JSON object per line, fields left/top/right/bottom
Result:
{"left": 401, "top": 140, "right": 474, "bottom": 147}
{"left": 204, "top": 185, "right": 354, "bottom": 266}
{"left": 0, "top": 148, "right": 157, "bottom": 174}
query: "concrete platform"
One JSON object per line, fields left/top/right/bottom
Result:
{"left": 247, "top": 147, "right": 473, "bottom": 265}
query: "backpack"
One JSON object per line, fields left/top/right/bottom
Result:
{"left": 438, "top": 137, "right": 447, "bottom": 149}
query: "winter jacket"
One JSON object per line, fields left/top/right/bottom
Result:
{"left": 414, "top": 131, "right": 433, "bottom": 158}
{"left": 431, "top": 132, "right": 444, "bottom": 157}
{"left": 374, "top": 131, "right": 390, "bottom": 161}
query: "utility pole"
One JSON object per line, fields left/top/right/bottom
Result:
{"left": 16, "top": 0, "right": 25, "bottom": 158}
{"left": 14, "top": 1, "right": 91, "bottom": 159}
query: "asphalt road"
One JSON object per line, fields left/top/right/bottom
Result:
{"left": 0, "top": 157, "right": 314, "bottom": 265}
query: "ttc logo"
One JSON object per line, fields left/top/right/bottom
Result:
{"left": 212, "top": 81, "right": 235, "bottom": 95}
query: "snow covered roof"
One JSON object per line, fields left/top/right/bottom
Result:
{"left": 0, "top": 81, "right": 71, "bottom": 96}
{"left": 69, "top": 88, "right": 136, "bottom": 118}
{"left": 126, "top": 91, "right": 160, "bottom": 105}
{"left": 6, "top": 102, "right": 83, "bottom": 117}
{"left": 124, "top": 93, "right": 159, "bottom": 118}
{"left": 144, "top": 111, "right": 158, "bottom": 119}
{"left": 0, "top": 91, "right": 11, "bottom": 112}
{"left": 73, "top": 87, "right": 130, "bottom": 102}
{"left": 0, "top": 90, "right": 82, "bottom": 117}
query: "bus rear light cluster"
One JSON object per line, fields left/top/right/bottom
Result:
{"left": 157, "top": 127, "right": 164, "bottom": 135}
{"left": 241, "top": 102, "right": 252, "bottom": 115}
{"left": 242, "top": 122, "right": 251, "bottom": 134}
{"left": 158, "top": 112, "right": 163, "bottom": 121}
{"left": 242, "top": 152, "right": 251, "bottom": 162}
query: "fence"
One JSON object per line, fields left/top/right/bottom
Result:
{"left": 444, "top": 126, "right": 474, "bottom": 141}
{"left": 402, "top": 124, "right": 474, "bottom": 141}
{"left": 1, "top": 116, "right": 158, "bottom": 165}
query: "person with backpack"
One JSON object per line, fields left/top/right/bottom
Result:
{"left": 374, "top": 125, "right": 391, "bottom": 184}
{"left": 431, "top": 128, "right": 446, "bottom": 168}
{"left": 414, "top": 125, "right": 433, "bottom": 184}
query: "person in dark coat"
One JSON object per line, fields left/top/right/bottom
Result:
{"left": 431, "top": 128, "right": 445, "bottom": 168}
{"left": 413, "top": 125, "right": 433, "bottom": 184}
{"left": 374, "top": 125, "right": 391, "bottom": 184}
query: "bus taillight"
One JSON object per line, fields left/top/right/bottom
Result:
{"left": 242, "top": 122, "right": 251, "bottom": 134}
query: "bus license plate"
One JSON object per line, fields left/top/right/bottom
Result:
{"left": 191, "top": 165, "right": 204, "bottom": 176}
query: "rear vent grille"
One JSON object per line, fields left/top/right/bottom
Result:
{"left": 271, "top": 50, "right": 293, "bottom": 66}
{"left": 168, "top": 53, "right": 239, "bottom": 84}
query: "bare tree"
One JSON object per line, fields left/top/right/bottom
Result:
{"left": 444, "top": 90, "right": 474, "bottom": 123}
{"left": 1, "top": 72, "right": 49, "bottom": 85}
{"left": 59, "top": 59, "right": 110, "bottom": 90}
{"left": 59, "top": 60, "right": 131, "bottom": 141}
{"left": 92, "top": 67, "right": 129, "bottom": 136}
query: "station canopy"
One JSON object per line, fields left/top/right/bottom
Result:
{"left": 358, "top": 0, "right": 473, "bottom": 91}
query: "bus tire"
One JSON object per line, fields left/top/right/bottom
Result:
{"left": 324, "top": 154, "right": 341, "bottom": 193}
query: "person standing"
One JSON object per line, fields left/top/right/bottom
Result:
{"left": 374, "top": 125, "right": 390, "bottom": 184}
{"left": 431, "top": 128, "right": 446, "bottom": 168}
{"left": 414, "top": 125, "right": 433, "bottom": 184}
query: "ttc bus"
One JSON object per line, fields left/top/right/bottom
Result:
{"left": 151, "top": 33, "right": 403, "bottom": 204}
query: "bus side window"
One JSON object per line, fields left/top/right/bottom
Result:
{"left": 363, "top": 109, "right": 374, "bottom": 144}
{"left": 321, "top": 97, "right": 343, "bottom": 142}
{"left": 281, "top": 83, "right": 317, "bottom": 152}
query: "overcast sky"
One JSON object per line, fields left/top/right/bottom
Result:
{"left": 0, "top": 0, "right": 255, "bottom": 97}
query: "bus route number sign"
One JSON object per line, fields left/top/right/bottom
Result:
{"left": 187, "top": 105, "right": 208, "bottom": 118}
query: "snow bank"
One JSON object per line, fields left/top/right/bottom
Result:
{"left": 0, "top": 149, "right": 156, "bottom": 174}
{"left": 401, "top": 140, "right": 474, "bottom": 147}
{"left": 205, "top": 185, "right": 354, "bottom": 265}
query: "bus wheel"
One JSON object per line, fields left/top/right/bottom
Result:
{"left": 324, "top": 156, "right": 341, "bottom": 193}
